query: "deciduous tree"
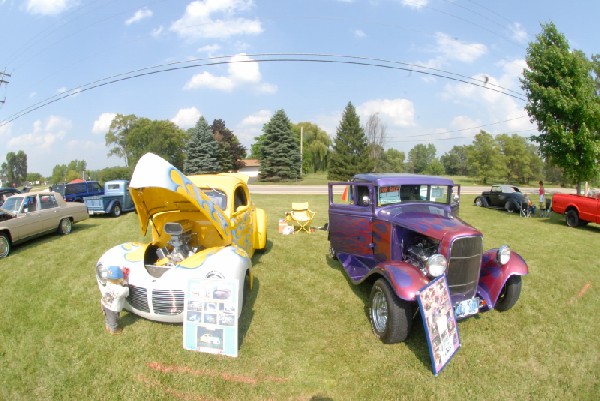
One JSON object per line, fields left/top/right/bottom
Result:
{"left": 1, "top": 151, "right": 27, "bottom": 187}
{"left": 521, "top": 22, "right": 600, "bottom": 193}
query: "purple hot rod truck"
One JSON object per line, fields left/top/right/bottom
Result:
{"left": 328, "top": 173, "right": 528, "bottom": 343}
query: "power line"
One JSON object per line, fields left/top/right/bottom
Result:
{"left": 0, "top": 53, "right": 527, "bottom": 127}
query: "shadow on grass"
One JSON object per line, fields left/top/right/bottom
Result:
{"left": 238, "top": 276, "right": 258, "bottom": 348}
{"left": 251, "top": 238, "right": 274, "bottom": 265}
{"left": 8, "top": 221, "right": 99, "bottom": 257}
{"left": 324, "top": 254, "right": 432, "bottom": 369}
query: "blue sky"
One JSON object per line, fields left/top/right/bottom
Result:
{"left": 0, "top": 0, "right": 598, "bottom": 177}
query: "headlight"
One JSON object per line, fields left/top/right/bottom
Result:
{"left": 427, "top": 254, "right": 448, "bottom": 277}
{"left": 497, "top": 245, "right": 511, "bottom": 265}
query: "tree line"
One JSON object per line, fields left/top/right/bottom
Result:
{"left": 2, "top": 22, "right": 599, "bottom": 189}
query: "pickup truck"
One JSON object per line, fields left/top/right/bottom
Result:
{"left": 84, "top": 180, "right": 135, "bottom": 217}
{"left": 551, "top": 192, "right": 600, "bottom": 227}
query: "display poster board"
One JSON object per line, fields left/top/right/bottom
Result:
{"left": 183, "top": 278, "right": 239, "bottom": 357}
{"left": 416, "top": 275, "right": 461, "bottom": 376}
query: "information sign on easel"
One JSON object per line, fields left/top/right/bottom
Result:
{"left": 416, "top": 275, "right": 461, "bottom": 376}
{"left": 183, "top": 278, "right": 239, "bottom": 357}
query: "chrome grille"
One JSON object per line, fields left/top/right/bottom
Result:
{"left": 446, "top": 236, "right": 482, "bottom": 303}
{"left": 152, "top": 289, "right": 185, "bottom": 315}
{"left": 127, "top": 285, "right": 150, "bottom": 313}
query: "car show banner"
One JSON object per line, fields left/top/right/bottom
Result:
{"left": 416, "top": 275, "right": 461, "bottom": 376}
{"left": 183, "top": 278, "right": 239, "bottom": 357}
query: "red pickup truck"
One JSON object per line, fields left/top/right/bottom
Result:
{"left": 551, "top": 192, "right": 600, "bottom": 227}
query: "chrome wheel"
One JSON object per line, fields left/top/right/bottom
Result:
{"left": 58, "top": 218, "right": 72, "bottom": 235}
{"left": 0, "top": 234, "right": 10, "bottom": 258}
{"left": 371, "top": 287, "right": 388, "bottom": 333}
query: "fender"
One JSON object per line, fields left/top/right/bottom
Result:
{"left": 104, "top": 199, "right": 118, "bottom": 214}
{"left": 253, "top": 207, "right": 267, "bottom": 250}
{"left": 478, "top": 249, "right": 528, "bottom": 309}
{"left": 366, "top": 261, "right": 429, "bottom": 302}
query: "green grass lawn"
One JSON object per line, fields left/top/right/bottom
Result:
{"left": 1, "top": 195, "right": 599, "bottom": 400}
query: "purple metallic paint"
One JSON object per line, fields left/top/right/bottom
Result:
{"left": 375, "top": 261, "right": 430, "bottom": 301}
{"left": 478, "top": 250, "right": 528, "bottom": 308}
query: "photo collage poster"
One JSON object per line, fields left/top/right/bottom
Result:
{"left": 416, "top": 275, "right": 461, "bottom": 376}
{"left": 183, "top": 278, "right": 239, "bottom": 357}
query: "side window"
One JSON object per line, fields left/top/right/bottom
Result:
{"left": 331, "top": 184, "right": 371, "bottom": 207}
{"left": 23, "top": 195, "right": 38, "bottom": 212}
{"left": 40, "top": 195, "right": 58, "bottom": 209}
{"left": 91, "top": 182, "right": 102, "bottom": 192}
{"left": 233, "top": 187, "right": 248, "bottom": 210}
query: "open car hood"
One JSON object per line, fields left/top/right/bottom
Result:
{"left": 129, "top": 153, "right": 232, "bottom": 242}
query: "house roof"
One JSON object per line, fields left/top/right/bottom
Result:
{"left": 240, "top": 159, "right": 260, "bottom": 168}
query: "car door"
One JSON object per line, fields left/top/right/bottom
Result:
{"left": 488, "top": 185, "right": 502, "bottom": 207}
{"left": 15, "top": 195, "right": 44, "bottom": 239}
{"left": 38, "top": 193, "right": 60, "bottom": 232}
{"left": 328, "top": 184, "right": 374, "bottom": 258}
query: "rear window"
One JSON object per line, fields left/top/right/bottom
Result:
{"left": 65, "top": 183, "right": 86, "bottom": 195}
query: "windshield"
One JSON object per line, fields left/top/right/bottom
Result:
{"left": 378, "top": 184, "right": 451, "bottom": 206}
{"left": 1, "top": 197, "right": 23, "bottom": 213}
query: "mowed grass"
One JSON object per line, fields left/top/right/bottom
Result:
{"left": 1, "top": 194, "right": 599, "bottom": 400}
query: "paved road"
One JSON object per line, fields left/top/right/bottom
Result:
{"left": 248, "top": 184, "right": 575, "bottom": 195}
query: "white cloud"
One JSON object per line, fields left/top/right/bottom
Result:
{"left": 0, "top": 121, "right": 11, "bottom": 137}
{"left": 401, "top": 0, "right": 428, "bottom": 9}
{"left": 9, "top": 116, "right": 70, "bottom": 150}
{"left": 235, "top": 109, "right": 271, "bottom": 148}
{"left": 171, "top": 107, "right": 202, "bottom": 128}
{"left": 170, "top": 0, "right": 262, "bottom": 40}
{"left": 151, "top": 25, "right": 164, "bottom": 37}
{"left": 126, "top": 7, "right": 153, "bottom": 25}
{"left": 357, "top": 98, "right": 416, "bottom": 127}
{"left": 354, "top": 29, "right": 366, "bottom": 38}
{"left": 92, "top": 113, "right": 116, "bottom": 134}
{"left": 228, "top": 53, "right": 261, "bottom": 82}
{"left": 197, "top": 44, "right": 221, "bottom": 54}
{"left": 183, "top": 53, "right": 275, "bottom": 93}
{"left": 184, "top": 71, "right": 234, "bottom": 91}
{"left": 25, "top": 0, "right": 74, "bottom": 15}
{"left": 434, "top": 32, "right": 487, "bottom": 63}
{"left": 509, "top": 22, "right": 528, "bottom": 44}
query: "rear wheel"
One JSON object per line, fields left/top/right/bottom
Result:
{"left": 369, "top": 279, "right": 415, "bottom": 343}
{"left": 57, "top": 218, "right": 72, "bottom": 235}
{"left": 505, "top": 200, "right": 516, "bottom": 213}
{"left": 566, "top": 209, "right": 580, "bottom": 227}
{"left": 495, "top": 275, "right": 522, "bottom": 311}
{"left": 0, "top": 233, "right": 10, "bottom": 258}
{"left": 111, "top": 203, "right": 121, "bottom": 217}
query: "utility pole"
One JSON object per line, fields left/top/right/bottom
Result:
{"left": 300, "top": 126, "right": 303, "bottom": 178}
{"left": 0, "top": 70, "right": 10, "bottom": 104}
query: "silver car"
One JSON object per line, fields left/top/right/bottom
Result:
{"left": 0, "top": 191, "right": 89, "bottom": 258}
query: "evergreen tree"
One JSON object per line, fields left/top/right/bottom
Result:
{"left": 328, "top": 102, "right": 373, "bottom": 181}
{"left": 184, "top": 116, "right": 220, "bottom": 174}
{"left": 258, "top": 109, "right": 301, "bottom": 181}
{"left": 212, "top": 119, "right": 246, "bottom": 172}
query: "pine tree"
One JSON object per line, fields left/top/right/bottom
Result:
{"left": 258, "top": 109, "right": 301, "bottom": 181}
{"left": 328, "top": 102, "right": 373, "bottom": 180}
{"left": 212, "top": 119, "right": 247, "bottom": 172}
{"left": 184, "top": 116, "right": 220, "bottom": 174}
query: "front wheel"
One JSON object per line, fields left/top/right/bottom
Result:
{"left": 494, "top": 275, "right": 522, "bottom": 311}
{"left": 566, "top": 210, "right": 580, "bottom": 227}
{"left": 0, "top": 233, "right": 10, "bottom": 258}
{"left": 57, "top": 218, "right": 72, "bottom": 235}
{"left": 475, "top": 198, "right": 483, "bottom": 207}
{"left": 369, "top": 279, "right": 415, "bottom": 343}
{"left": 329, "top": 245, "right": 337, "bottom": 260}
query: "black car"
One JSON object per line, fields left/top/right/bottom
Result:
{"left": 474, "top": 184, "right": 524, "bottom": 212}
{"left": 0, "top": 187, "right": 20, "bottom": 206}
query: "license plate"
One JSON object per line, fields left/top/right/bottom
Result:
{"left": 454, "top": 298, "right": 479, "bottom": 319}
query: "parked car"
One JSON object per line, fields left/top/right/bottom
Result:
{"left": 199, "top": 333, "right": 221, "bottom": 345}
{"left": 328, "top": 173, "right": 529, "bottom": 343}
{"left": 0, "top": 191, "right": 89, "bottom": 258}
{"left": 551, "top": 191, "right": 600, "bottom": 228}
{"left": 474, "top": 184, "right": 524, "bottom": 212}
{"left": 95, "top": 153, "right": 268, "bottom": 323}
{"left": 0, "top": 187, "right": 20, "bottom": 206}
{"left": 84, "top": 180, "right": 135, "bottom": 217}
{"left": 61, "top": 181, "right": 104, "bottom": 202}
